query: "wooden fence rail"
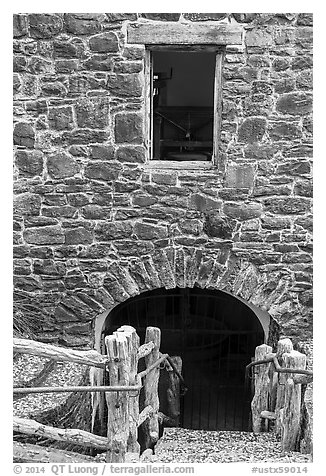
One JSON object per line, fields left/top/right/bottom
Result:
{"left": 13, "top": 325, "right": 175, "bottom": 463}
{"left": 250, "top": 338, "right": 312, "bottom": 452}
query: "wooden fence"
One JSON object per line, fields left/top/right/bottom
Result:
{"left": 13, "top": 325, "right": 180, "bottom": 463}
{"left": 248, "top": 338, "right": 313, "bottom": 452}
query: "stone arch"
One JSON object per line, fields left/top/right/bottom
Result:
{"left": 83, "top": 246, "right": 293, "bottom": 350}
{"left": 54, "top": 245, "right": 295, "bottom": 348}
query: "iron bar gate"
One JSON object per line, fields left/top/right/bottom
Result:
{"left": 103, "top": 287, "right": 264, "bottom": 431}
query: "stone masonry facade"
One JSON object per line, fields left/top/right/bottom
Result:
{"left": 13, "top": 13, "right": 313, "bottom": 348}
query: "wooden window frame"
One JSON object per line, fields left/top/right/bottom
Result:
{"left": 144, "top": 46, "right": 223, "bottom": 168}
{"left": 127, "top": 22, "right": 243, "bottom": 169}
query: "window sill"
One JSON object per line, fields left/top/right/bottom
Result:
{"left": 144, "top": 160, "right": 216, "bottom": 170}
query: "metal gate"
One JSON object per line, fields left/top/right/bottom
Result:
{"left": 104, "top": 287, "right": 264, "bottom": 431}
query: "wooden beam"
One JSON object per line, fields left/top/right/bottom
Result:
{"left": 14, "top": 338, "right": 107, "bottom": 369}
{"left": 13, "top": 417, "right": 107, "bottom": 451}
{"left": 127, "top": 23, "right": 243, "bottom": 46}
{"left": 138, "top": 341, "right": 155, "bottom": 360}
{"left": 143, "top": 327, "right": 161, "bottom": 448}
{"left": 105, "top": 332, "right": 131, "bottom": 463}
{"left": 251, "top": 344, "right": 273, "bottom": 433}
{"left": 280, "top": 350, "right": 307, "bottom": 452}
{"left": 13, "top": 442, "right": 95, "bottom": 463}
{"left": 117, "top": 326, "right": 140, "bottom": 455}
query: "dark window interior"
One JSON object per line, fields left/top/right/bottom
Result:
{"left": 152, "top": 52, "right": 215, "bottom": 161}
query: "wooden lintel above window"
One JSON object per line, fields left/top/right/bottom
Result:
{"left": 127, "top": 22, "right": 243, "bottom": 46}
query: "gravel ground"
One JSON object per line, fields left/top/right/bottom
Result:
{"left": 148, "top": 428, "right": 312, "bottom": 463}
{"left": 13, "top": 355, "right": 87, "bottom": 418}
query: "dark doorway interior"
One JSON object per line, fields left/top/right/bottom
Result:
{"left": 103, "top": 288, "right": 264, "bottom": 431}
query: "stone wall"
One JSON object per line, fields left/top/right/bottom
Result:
{"left": 13, "top": 13, "right": 313, "bottom": 348}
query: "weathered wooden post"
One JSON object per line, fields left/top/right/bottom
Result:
{"left": 105, "top": 331, "right": 130, "bottom": 463}
{"left": 143, "top": 326, "right": 161, "bottom": 448}
{"left": 251, "top": 343, "right": 272, "bottom": 433}
{"left": 274, "top": 338, "right": 294, "bottom": 436}
{"left": 117, "top": 325, "right": 141, "bottom": 458}
{"left": 280, "top": 350, "right": 306, "bottom": 452}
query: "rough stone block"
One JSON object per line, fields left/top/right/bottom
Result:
{"left": 14, "top": 193, "right": 41, "bottom": 216}
{"left": 13, "top": 55, "right": 28, "bottom": 73}
{"left": 295, "top": 27, "right": 313, "bottom": 48}
{"left": 62, "top": 129, "right": 109, "bottom": 145}
{"left": 294, "top": 179, "right": 313, "bottom": 197}
{"left": 273, "top": 77, "right": 296, "bottom": 94}
{"left": 264, "top": 197, "right": 311, "bottom": 214}
{"left": 13, "top": 14, "right": 28, "bottom": 37}
{"left": 47, "top": 152, "right": 79, "bottom": 179}
{"left": 91, "top": 145, "right": 115, "bottom": 161}
{"left": 53, "top": 39, "right": 84, "bottom": 59}
{"left": 184, "top": 13, "right": 227, "bottom": 21}
{"left": 223, "top": 202, "right": 262, "bottom": 220}
{"left": 276, "top": 159, "right": 311, "bottom": 176}
{"left": 65, "top": 227, "right": 93, "bottom": 245}
{"left": 116, "top": 146, "right": 146, "bottom": 163}
{"left": 15, "top": 150, "right": 43, "bottom": 176}
{"left": 244, "top": 144, "right": 276, "bottom": 160}
{"left": 43, "top": 206, "right": 77, "bottom": 218}
{"left": 95, "top": 221, "right": 133, "bottom": 240}
{"left": 245, "top": 28, "right": 273, "bottom": 48}
{"left": 13, "top": 122, "right": 35, "bottom": 148}
{"left": 276, "top": 92, "right": 312, "bottom": 115}
{"left": 113, "top": 61, "right": 143, "bottom": 74}
{"left": 55, "top": 59, "right": 79, "bottom": 73}
{"left": 33, "top": 259, "right": 66, "bottom": 276}
{"left": 238, "top": 117, "right": 267, "bottom": 143}
{"left": 204, "top": 212, "right": 234, "bottom": 239}
{"left": 252, "top": 80, "right": 273, "bottom": 95}
{"left": 41, "top": 80, "right": 67, "bottom": 97}
{"left": 75, "top": 97, "right": 110, "bottom": 129}
{"left": 85, "top": 161, "right": 121, "bottom": 181}
{"left": 83, "top": 55, "right": 113, "bottom": 71}
{"left": 107, "top": 73, "right": 143, "bottom": 98}
{"left": 28, "top": 14, "right": 63, "bottom": 38}
{"left": 114, "top": 113, "right": 143, "bottom": 144}
{"left": 89, "top": 32, "right": 119, "bottom": 52}
{"left": 225, "top": 164, "right": 255, "bottom": 188}
{"left": 232, "top": 13, "right": 257, "bottom": 23}
{"left": 24, "top": 217, "right": 58, "bottom": 228}
{"left": 134, "top": 221, "right": 168, "bottom": 240}
{"left": 297, "top": 14, "right": 313, "bottom": 26}
{"left": 189, "top": 193, "right": 221, "bottom": 212}
{"left": 292, "top": 55, "right": 313, "bottom": 71}
{"left": 269, "top": 120, "right": 302, "bottom": 140}
{"left": 13, "top": 74, "right": 21, "bottom": 94}
{"left": 48, "top": 106, "right": 74, "bottom": 131}
{"left": 64, "top": 13, "right": 102, "bottom": 35}
{"left": 13, "top": 258, "right": 32, "bottom": 275}
{"left": 141, "top": 13, "right": 180, "bottom": 21}
{"left": 151, "top": 172, "right": 177, "bottom": 186}
{"left": 14, "top": 275, "right": 42, "bottom": 292}
{"left": 296, "top": 70, "right": 313, "bottom": 91}
{"left": 106, "top": 13, "right": 138, "bottom": 22}
{"left": 24, "top": 225, "right": 65, "bottom": 245}
{"left": 272, "top": 57, "right": 290, "bottom": 71}
{"left": 81, "top": 204, "right": 111, "bottom": 220}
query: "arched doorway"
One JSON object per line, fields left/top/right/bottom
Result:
{"left": 102, "top": 287, "right": 265, "bottom": 431}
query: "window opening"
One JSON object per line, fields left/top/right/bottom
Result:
{"left": 150, "top": 51, "right": 218, "bottom": 162}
